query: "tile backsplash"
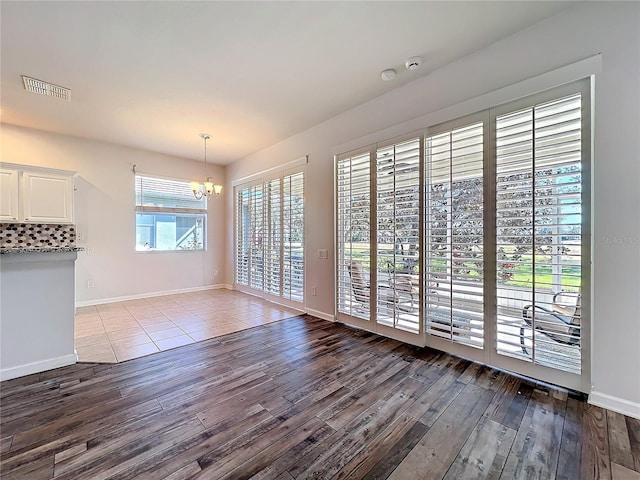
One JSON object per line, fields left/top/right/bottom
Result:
{"left": 0, "top": 223, "right": 76, "bottom": 250}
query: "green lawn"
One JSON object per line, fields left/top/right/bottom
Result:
{"left": 342, "top": 244, "right": 581, "bottom": 291}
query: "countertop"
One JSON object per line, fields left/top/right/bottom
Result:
{"left": 0, "top": 247, "right": 85, "bottom": 255}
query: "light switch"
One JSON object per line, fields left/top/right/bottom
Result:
{"left": 318, "top": 249, "right": 328, "bottom": 260}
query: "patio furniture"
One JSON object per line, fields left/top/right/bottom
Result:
{"left": 347, "top": 260, "right": 438, "bottom": 312}
{"left": 347, "top": 260, "right": 417, "bottom": 311}
{"left": 392, "top": 274, "right": 419, "bottom": 310}
{"left": 347, "top": 260, "right": 371, "bottom": 307}
{"left": 520, "top": 291, "right": 581, "bottom": 354}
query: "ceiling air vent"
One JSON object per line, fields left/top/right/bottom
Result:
{"left": 22, "top": 76, "right": 71, "bottom": 101}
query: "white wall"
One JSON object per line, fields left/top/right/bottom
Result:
{"left": 226, "top": 2, "right": 640, "bottom": 415}
{"left": 0, "top": 126, "right": 227, "bottom": 303}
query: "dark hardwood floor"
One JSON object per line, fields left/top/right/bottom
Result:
{"left": 1, "top": 315, "right": 639, "bottom": 480}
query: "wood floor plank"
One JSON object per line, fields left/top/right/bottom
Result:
{"left": 0, "top": 436, "right": 12, "bottom": 455}
{"left": 482, "top": 376, "right": 535, "bottom": 430}
{"left": 403, "top": 372, "right": 466, "bottom": 427}
{"left": 7, "top": 396, "right": 163, "bottom": 455}
{"left": 0, "top": 453, "right": 53, "bottom": 480}
{"left": 317, "top": 363, "right": 411, "bottom": 430}
{"left": 54, "top": 416, "right": 205, "bottom": 480}
{"left": 581, "top": 403, "right": 613, "bottom": 480}
{"left": 612, "top": 462, "right": 640, "bottom": 480}
{"left": 500, "top": 387, "right": 567, "bottom": 480}
{"left": 163, "top": 461, "right": 202, "bottom": 480}
{"left": 336, "top": 414, "right": 427, "bottom": 480}
{"left": 247, "top": 422, "right": 336, "bottom": 480}
{"left": 217, "top": 417, "right": 330, "bottom": 480}
{"left": 290, "top": 377, "right": 431, "bottom": 479}
{"left": 196, "top": 383, "right": 352, "bottom": 478}
{"left": 133, "top": 406, "right": 276, "bottom": 479}
{"left": 387, "top": 383, "right": 495, "bottom": 480}
{"left": 626, "top": 416, "right": 640, "bottom": 471}
{"left": 557, "top": 396, "right": 584, "bottom": 480}
{"left": 443, "top": 417, "right": 516, "bottom": 480}
{"left": 608, "top": 409, "right": 636, "bottom": 471}
{"left": 4, "top": 400, "right": 161, "bottom": 475}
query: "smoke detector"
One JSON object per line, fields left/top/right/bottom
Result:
{"left": 405, "top": 56, "right": 422, "bottom": 71}
{"left": 22, "top": 76, "right": 71, "bottom": 101}
{"left": 381, "top": 68, "right": 396, "bottom": 81}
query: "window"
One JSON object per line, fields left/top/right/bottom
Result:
{"left": 337, "top": 151, "right": 371, "bottom": 320}
{"left": 336, "top": 80, "right": 590, "bottom": 390}
{"left": 425, "top": 121, "right": 484, "bottom": 348}
{"left": 495, "top": 92, "right": 584, "bottom": 374}
{"left": 135, "top": 175, "right": 206, "bottom": 251}
{"left": 234, "top": 171, "right": 304, "bottom": 304}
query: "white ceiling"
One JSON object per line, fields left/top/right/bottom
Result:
{"left": 0, "top": 1, "right": 576, "bottom": 165}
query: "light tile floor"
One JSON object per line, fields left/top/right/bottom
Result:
{"left": 74, "top": 289, "right": 302, "bottom": 363}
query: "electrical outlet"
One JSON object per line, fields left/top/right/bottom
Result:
{"left": 312, "top": 286, "right": 317, "bottom": 296}
{"left": 87, "top": 279, "right": 95, "bottom": 288}
{"left": 318, "top": 249, "right": 328, "bottom": 260}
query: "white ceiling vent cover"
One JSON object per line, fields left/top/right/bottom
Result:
{"left": 22, "top": 76, "right": 71, "bottom": 101}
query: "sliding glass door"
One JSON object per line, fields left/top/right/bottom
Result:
{"left": 336, "top": 137, "right": 423, "bottom": 344}
{"left": 493, "top": 87, "right": 588, "bottom": 384}
{"left": 335, "top": 80, "right": 590, "bottom": 391}
{"left": 235, "top": 171, "right": 304, "bottom": 307}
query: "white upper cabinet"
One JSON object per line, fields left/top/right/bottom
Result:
{"left": 0, "top": 169, "right": 19, "bottom": 221}
{"left": 22, "top": 172, "right": 74, "bottom": 223}
{"left": 0, "top": 165, "right": 75, "bottom": 224}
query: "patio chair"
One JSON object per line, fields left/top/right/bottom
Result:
{"left": 391, "top": 274, "right": 419, "bottom": 310}
{"left": 347, "top": 260, "right": 420, "bottom": 311}
{"left": 347, "top": 260, "right": 399, "bottom": 309}
{"left": 520, "top": 291, "right": 581, "bottom": 354}
{"left": 347, "top": 260, "right": 372, "bottom": 307}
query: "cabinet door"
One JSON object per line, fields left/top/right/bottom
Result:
{"left": 22, "top": 172, "right": 73, "bottom": 223}
{"left": 0, "top": 169, "right": 19, "bottom": 221}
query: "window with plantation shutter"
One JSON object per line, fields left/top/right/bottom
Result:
{"left": 234, "top": 171, "right": 304, "bottom": 305}
{"left": 249, "top": 184, "right": 264, "bottom": 291}
{"left": 425, "top": 122, "right": 484, "bottom": 348}
{"left": 135, "top": 175, "right": 206, "bottom": 251}
{"left": 235, "top": 187, "right": 250, "bottom": 285}
{"left": 335, "top": 79, "right": 590, "bottom": 391}
{"left": 495, "top": 93, "right": 584, "bottom": 374}
{"left": 265, "top": 179, "right": 281, "bottom": 296}
{"left": 337, "top": 152, "right": 372, "bottom": 320}
{"left": 376, "top": 138, "right": 421, "bottom": 333}
{"left": 283, "top": 172, "right": 304, "bottom": 301}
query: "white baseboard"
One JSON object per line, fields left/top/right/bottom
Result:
{"left": 305, "top": 308, "right": 335, "bottom": 322}
{"left": 1, "top": 354, "right": 77, "bottom": 382}
{"left": 589, "top": 390, "right": 640, "bottom": 420}
{"left": 76, "top": 284, "right": 227, "bottom": 307}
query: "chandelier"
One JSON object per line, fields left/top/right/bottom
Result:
{"left": 190, "top": 133, "right": 222, "bottom": 200}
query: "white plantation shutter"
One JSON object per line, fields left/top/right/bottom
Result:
{"left": 235, "top": 187, "right": 250, "bottom": 286}
{"left": 495, "top": 93, "right": 583, "bottom": 374}
{"left": 336, "top": 151, "right": 371, "bottom": 320}
{"left": 265, "top": 179, "right": 281, "bottom": 296}
{"left": 249, "top": 184, "right": 265, "bottom": 291}
{"left": 425, "top": 122, "right": 484, "bottom": 348}
{"left": 376, "top": 138, "right": 421, "bottom": 333}
{"left": 234, "top": 171, "right": 304, "bottom": 304}
{"left": 283, "top": 172, "right": 304, "bottom": 301}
